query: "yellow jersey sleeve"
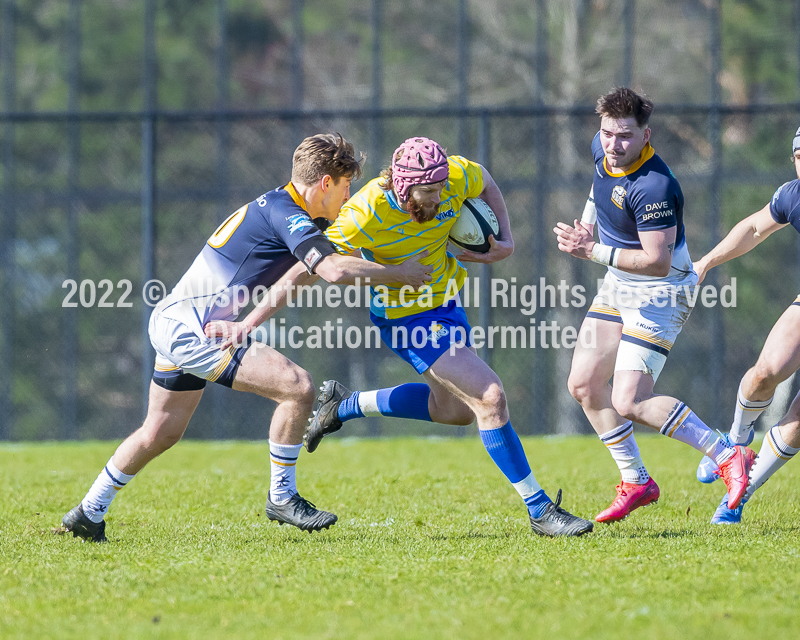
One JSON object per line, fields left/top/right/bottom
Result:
{"left": 447, "top": 156, "right": 485, "bottom": 202}
{"left": 325, "top": 179, "right": 384, "bottom": 254}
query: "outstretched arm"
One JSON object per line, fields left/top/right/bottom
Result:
{"left": 204, "top": 261, "right": 315, "bottom": 349}
{"left": 693, "top": 204, "right": 785, "bottom": 283}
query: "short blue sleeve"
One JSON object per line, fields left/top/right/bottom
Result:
{"left": 769, "top": 181, "right": 800, "bottom": 226}
{"left": 631, "top": 175, "right": 679, "bottom": 231}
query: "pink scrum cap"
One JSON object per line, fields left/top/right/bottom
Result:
{"left": 391, "top": 137, "right": 449, "bottom": 202}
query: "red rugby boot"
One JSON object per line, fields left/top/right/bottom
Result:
{"left": 595, "top": 478, "right": 660, "bottom": 523}
{"left": 716, "top": 445, "right": 757, "bottom": 509}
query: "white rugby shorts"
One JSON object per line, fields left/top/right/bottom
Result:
{"left": 149, "top": 308, "right": 245, "bottom": 387}
{"left": 585, "top": 270, "right": 698, "bottom": 382}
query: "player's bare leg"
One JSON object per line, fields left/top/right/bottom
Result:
{"left": 233, "top": 343, "right": 337, "bottom": 532}
{"left": 63, "top": 383, "right": 203, "bottom": 542}
{"left": 698, "top": 304, "right": 800, "bottom": 485}
{"left": 424, "top": 344, "right": 592, "bottom": 536}
{"left": 710, "top": 311, "right": 800, "bottom": 523}
{"left": 612, "top": 368, "right": 754, "bottom": 509}
{"left": 567, "top": 317, "right": 659, "bottom": 522}
{"left": 304, "top": 363, "right": 474, "bottom": 454}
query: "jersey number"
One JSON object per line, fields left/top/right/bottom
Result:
{"left": 208, "top": 204, "right": 247, "bottom": 248}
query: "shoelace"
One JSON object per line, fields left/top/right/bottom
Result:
{"left": 291, "top": 495, "right": 320, "bottom": 517}
{"left": 611, "top": 483, "right": 629, "bottom": 505}
{"left": 545, "top": 489, "right": 575, "bottom": 526}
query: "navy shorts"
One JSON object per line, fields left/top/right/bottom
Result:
{"left": 370, "top": 300, "right": 472, "bottom": 374}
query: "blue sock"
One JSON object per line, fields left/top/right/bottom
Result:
{"left": 375, "top": 384, "right": 432, "bottom": 421}
{"left": 337, "top": 392, "right": 364, "bottom": 422}
{"left": 339, "top": 384, "right": 433, "bottom": 423}
{"left": 479, "top": 422, "right": 550, "bottom": 518}
{"left": 524, "top": 490, "right": 552, "bottom": 518}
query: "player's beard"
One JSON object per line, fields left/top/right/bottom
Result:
{"left": 406, "top": 196, "right": 440, "bottom": 223}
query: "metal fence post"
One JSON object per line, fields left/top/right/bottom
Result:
{"left": 64, "top": 0, "right": 82, "bottom": 439}
{"left": 708, "top": 0, "right": 725, "bottom": 430}
{"left": 622, "top": 0, "right": 635, "bottom": 87}
{"left": 457, "top": 0, "right": 469, "bottom": 154}
{"left": 140, "top": 0, "right": 157, "bottom": 419}
{"left": 531, "top": 0, "right": 549, "bottom": 434}
{"left": 212, "top": 0, "right": 231, "bottom": 439}
{"left": 365, "top": 0, "right": 384, "bottom": 437}
{"left": 0, "top": 0, "right": 17, "bottom": 440}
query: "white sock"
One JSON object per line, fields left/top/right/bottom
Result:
{"left": 512, "top": 471, "right": 543, "bottom": 500}
{"left": 599, "top": 421, "right": 649, "bottom": 484}
{"left": 81, "top": 457, "right": 136, "bottom": 523}
{"left": 745, "top": 426, "right": 800, "bottom": 500}
{"left": 660, "top": 402, "right": 734, "bottom": 465}
{"left": 269, "top": 440, "right": 302, "bottom": 505}
{"left": 357, "top": 390, "right": 381, "bottom": 417}
{"left": 730, "top": 381, "right": 772, "bottom": 444}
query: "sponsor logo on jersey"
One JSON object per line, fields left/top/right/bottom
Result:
{"left": 435, "top": 203, "right": 455, "bottom": 221}
{"left": 286, "top": 213, "right": 315, "bottom": 235}
{"left": 303, "top": 247, "right": 322, "bottom": 270}
{"left": 611, "top": 185, "right": 627, "bottom": 209}
{"left": 257, "top": 193, "right": 268, "bottom": 207}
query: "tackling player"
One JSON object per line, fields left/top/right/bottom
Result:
{"left": 61, "top": 134, "right": 432, "bottom": 541}
{"left": 692, "top": 126, "right": 800, "bottom": 524}
{"left": 553, "top": 88, "right": 754, "bottom": 523}
{"left": 304, "top": 136, "right": 594, "bottom": 537}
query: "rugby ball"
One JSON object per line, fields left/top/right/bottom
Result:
{"left": 448, "top": 198, "right": 500, "bottom": 253}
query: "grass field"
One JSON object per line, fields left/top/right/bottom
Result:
{"left": 2, "top": 435, "right": 800, "bottom": 640}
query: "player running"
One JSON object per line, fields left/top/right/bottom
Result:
{"left": 305, "top": 136, "right": 594, "bottom": 537}
{"left": 553, "top": 87, "right": 754, "bottom": 524}
{"left": 692, "top": 126, "right": 800, "bottom": 524}
{"left": 61, "top": 133, "right": 431, "bottom": 541}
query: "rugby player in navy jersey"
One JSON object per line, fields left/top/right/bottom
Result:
{"left": 553, "top": 87, "right": 755, "bottom": 523}
{"left": 691, "top": 126, "right": 800, "bottom": 524}
{"left": 62, "top": 134, "right": 432, "bottom": 541}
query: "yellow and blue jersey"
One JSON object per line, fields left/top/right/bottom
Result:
{"left": 325, "top": 156, "right": 484, "bottom": 319}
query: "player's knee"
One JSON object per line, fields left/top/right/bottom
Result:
{"left": 568, "top": 372, "right": 599, "bottom": 406}
{"left": 479, "top": 383, "right": 506, "bottom": 416}
{"left": 748, "top": 361, "right": 781, "bottom": 395}
{"left": 610, "top": 391, "right": 641, "bottom": 423}
{"left": 140, "top": 425, "right": 184, "bottom": 453}
{"left": 291, "top": 368, "right": 315, "bottom": 408}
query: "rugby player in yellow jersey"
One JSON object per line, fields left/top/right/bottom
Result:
{"left": 306, "top": 137, "right": 593, "bottom": 537}
{"left": 61, "top": 134, "right": 432, "bottom": 541}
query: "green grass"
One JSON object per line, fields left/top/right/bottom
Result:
{"left": 2, "top": 436, "right": 800, "bottom": 640}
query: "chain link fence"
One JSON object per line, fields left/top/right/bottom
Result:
{"left": 1, "top": 0, "right": 800, "bottom": 440}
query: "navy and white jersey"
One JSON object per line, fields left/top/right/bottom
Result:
{"left": 158, "top": 183, "right": 335, "bottom": 335}
{"left": 591, "top": 132, "right": 693, "bottom": 283}
{"left": 769, "top": 179, "right": 800, "bottom": 233}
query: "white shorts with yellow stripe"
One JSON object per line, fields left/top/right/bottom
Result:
{"left": 149, "top": 309, "right": 249, "bottom": 389}
{"left": 585, "top": 270, "right": 698, "bottom": 382}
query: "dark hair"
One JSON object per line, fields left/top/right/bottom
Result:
{"left": 291, "top": 133, "right": 363, "bottom": 185}
{"left": 596, "top": 87, "right": 654, "bottom": 127}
